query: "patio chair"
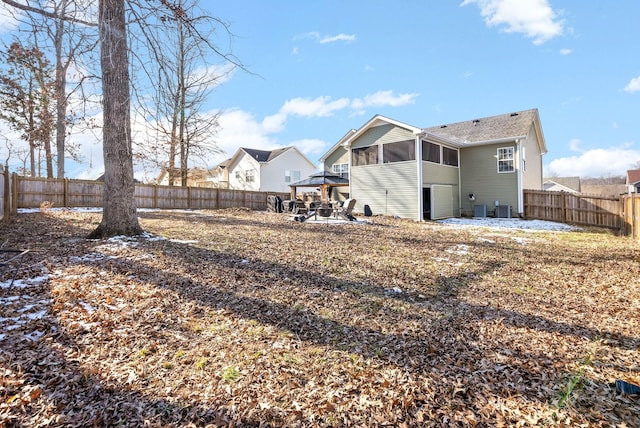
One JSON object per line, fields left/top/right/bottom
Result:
{"left": 337, "top": 198, "right": 356, "bottom": 221}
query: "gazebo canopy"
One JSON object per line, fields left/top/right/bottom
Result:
{"left": 289, "top": 170, "right": 349, "bottom": 202}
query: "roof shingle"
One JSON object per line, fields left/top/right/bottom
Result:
{"left": 423, "top": 108, "right": 539, "bottom": 144}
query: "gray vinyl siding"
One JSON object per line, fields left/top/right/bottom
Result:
{"left": 522, "top": 125, "right": 543, "bottom": 190}
{"left": 351, "top": 124, "right": 414, "bottom": 149}
{"left": 350, "top": 124, "right": 419, "bottom": 219}
{"left": 459, "top": 143, "right": 518, "bottom": 216}
{"left": 324, "top": 146, "right": 349, "bottom": 171}
{"left": 351, "top": 162, "right": 418, "bottom": 218}
{"left": 423, "top": 162, "right": 460, "bottom": 217}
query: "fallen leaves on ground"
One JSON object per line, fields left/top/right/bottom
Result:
{"left": 0, "top": 209, "right": 638, "bottom": 427}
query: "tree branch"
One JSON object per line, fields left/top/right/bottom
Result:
{"left": 0, "top": 0, "right": 97, "bottom": 26}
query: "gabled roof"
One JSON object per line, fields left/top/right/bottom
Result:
{"left": 423, "top": 108, "right": 547, "bottom": 153}
{"left": 543, "top": 177, "right": 581, "bottom": 192}
{"left": 241, "top": 147, "right": 291, "bottom": 163}
{"left": 228, "top": 146, "right": 317, "bottom": 170}
{"left": 319, "top": 129, "right": 356, "bottom": 162}
{"left": 213, "top": 158, "right": 231, "bottom": 170}
{"left": 344, "top": 115, "right": 422, "bottom": 148}
{"left": 627, "top": 169, "right": 640, "bottom": 185}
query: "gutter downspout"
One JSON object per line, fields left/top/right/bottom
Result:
{"left": 416, "top": 133, "right": 423, "bottom": 221}
{"left": 516, "top": 139, "right": 524, "bottom": 215}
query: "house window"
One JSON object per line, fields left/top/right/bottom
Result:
{"left": 235, "top": 171, "right": 241, "bottom": 180}
{"left": 498, "top": 147, "right": 515, "bottom": 172}
{"left": 332, "top": 163, "right": 349, "bottom": 179}
{"left": 422, "top": 141, "right": 440, "bottom": 163}
{"left": 442, "top": 147, "right": 459, "bottom": 167}
{"left": 245, "top": 169, "right": 255, "bottom": 182}
{"left": 352, "top": 145, "right": 378, "bottom": 166}
{"left": 383, "top": 140, "right": 415, "bottom": 163}
{"left": 284, "top": 170, "right": 291, "bottom": 182}
{"left": 293, "top": 170, "right": 301, "bottom": 181}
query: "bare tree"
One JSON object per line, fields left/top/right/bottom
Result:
{"left": 1, "top": 1, "right": 99, "bottom": 178}
{"left": 87, "top": 0, "right": 142, "bottom": 237}
{"left": 47, "top": 0, "right": 99, "bottom": 178}
{"left": 0, "top": 39, "right": 56, "bottom": 177}
{"left": 130, "top": 0, "right": 236, "bottom": 186}
{"left": 2, "top": 0, "right": 141, "bottom": 237}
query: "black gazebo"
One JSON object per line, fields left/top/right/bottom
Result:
{"left": 289, "top": 170, "right": 349, "bottom": 203}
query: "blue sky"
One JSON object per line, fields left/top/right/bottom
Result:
{"left": 206, "top": 0, "right": 640, "bottom": 178}
{"left": 1, "top": 1, "right": 639, "bottom": 179}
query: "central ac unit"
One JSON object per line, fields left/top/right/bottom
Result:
{"left": 473, "top": 204, "right": 487, "bottom": 217}
{"left": 496, "top": 205, "right": 512, "bottom": 218}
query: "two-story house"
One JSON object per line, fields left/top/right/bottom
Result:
{"left": 321, "top": 108, "right": 547, "bottom": 220}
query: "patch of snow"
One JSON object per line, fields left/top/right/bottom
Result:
{"left": 24, "top": 330, "right": 45, "bottom": 341}
{"left": 0, "top": 275, "right": 48, "bottom": 289}
{"left": 446, "top": 244, "right": 470, "bottom": 255}
{"left": 170, "top": 239, "right": 198, "bottom": 244}
{"left": 438, "top": 217, "right": 579, "bottom": 232}
{"left": 79, "top": 301, "right": 97, "bottom": 313}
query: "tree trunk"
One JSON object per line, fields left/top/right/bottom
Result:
{"left": 54, "top": 10, "right": 67, "bottom": 179}
{"left": 88, "top": 0, "right": 142, "bottom": 238}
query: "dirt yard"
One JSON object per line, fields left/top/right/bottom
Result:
{"left": 1, "top": 208, "right": 639, "bottom": 427}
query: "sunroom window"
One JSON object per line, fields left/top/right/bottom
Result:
{"left": 422, "top": 141, "right": 440, "bottom": 163}
{"left": 442, "top": 146, "right": 459, "bottom": 167}
{"left": 352, "top": 145, "right": 378, "bottom": 166}
{"left": 383, "top": 140, "right": 415, "bottom": 163}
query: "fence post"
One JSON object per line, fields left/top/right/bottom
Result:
{"left": 634, "top": 194, "right": 638, "bottom": 239}
{"left": 63, "top": 178, "right": 69, "bottom": 207}
{"left": 153, "top": 185, "right": 158, "bottom": 209}
{"left": 11, "top": 173, "right": 18, "bottom": 214}
{"left": 2, "top": 167, "right": 9, "bottom": 221}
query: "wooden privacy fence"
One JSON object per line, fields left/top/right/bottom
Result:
{"left": 3, "top": 174, "right": 288, "bottom": 219}
{"left": 523, "top": 189, "right": 640, "bottom": 236}
{"left": 0, "top": 166, "right": 7, "bottom": 221}
{"left": 524, "top": 190, "right": 623, "bottom": 229}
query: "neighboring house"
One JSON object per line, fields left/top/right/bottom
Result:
{"left": 154, "top": 167, "right": 212, "bottom": 187}
{"left": 323, "top": 108, "right": 546, "bottom": 220}
{"left": 210, "top": 158, "right": 231, "bottom": 188}
{"left": 543, "top": 177, "right": 581, "bottom": 193}
{"left": 626, "top": 169, "right": 640, "bottom": 193}
{"left": 226, "top": 146, "right": 317, "bottom": 193}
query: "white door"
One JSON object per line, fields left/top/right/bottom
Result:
{"left": 431, "top": 185, "right": 453, "bottom": 220}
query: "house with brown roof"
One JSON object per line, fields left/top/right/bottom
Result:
{"left": 626, "top": 169, "right": 640, "bottom": 194}
{"left": 225, "top": 146, "right": 317, "bottom": 193}
{"left": 322, "top": 108, "right": 547, "bottom": 220}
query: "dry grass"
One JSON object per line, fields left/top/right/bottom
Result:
{"left": 1, "top": 208, "right": 639, "bottom": 427}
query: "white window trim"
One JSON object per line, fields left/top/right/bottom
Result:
{"left": 497, "top": 147, "right": 515, "bottom": 173}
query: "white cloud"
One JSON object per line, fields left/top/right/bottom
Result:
{"left": 545, "top": 145, "right": 640, "bottom": 178}
{"left": 319, "top": 33, "right": 356, "bottom": 44}
{"left": 351, "top": 90, "right": 419, "bottom": 109}
{"left": 0, "top": 3, "right": 20, "bottom": 33}
{"left": 295, "top": 32, "right": 356, "bottom": 45}
{"left": 559, "top": 48, "right": 572, "bottom": 56}
{"left": 624, "top": 76, "right": 640, "bottom": 93}
{"left": 568, "top": 138, "right": 582, "bottom": 153}
{"left": 461, "top": 0, "right": 564, "bottom": 45}
{"left": 290, "top": 138, "right": 327, "bottom": 157}
{"left": 280, "top": 96, "right": 351, "bottom": 118}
